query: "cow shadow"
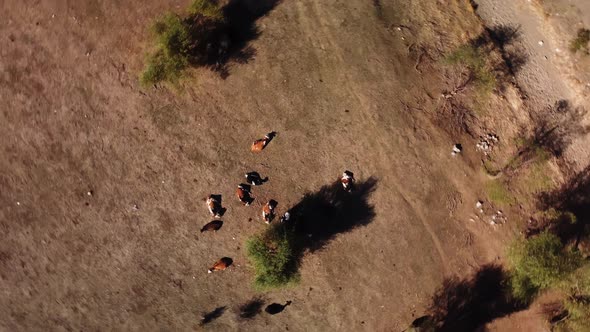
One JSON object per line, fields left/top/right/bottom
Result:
{"left": 236, "top": 297, "right": 265, "bottom": 320}
{"left": 286, "top": 177, "right": 377, "bottom": 252}
{"left": 426, "top": 264, "right": 525, "bottom": 332}
{"left": 200, "top": 306, "right": 226, "bottom": 326}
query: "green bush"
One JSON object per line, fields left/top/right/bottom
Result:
{"left": 189, "top": 0, "right": 224, "bottom": 20}
{"left": 141, "top": 13, "right": 191, "bottom": 86}
{"left": 507, "top": 232, "right": 583, "bottom": 302}
{"left": 246, "top": 224, "right": 300, "bottom": 290}
{"left": 446, "top": 44, "right": 497, "bottom": 95}
{"left": 554, "top": 265, "right": 590, "bottom": 332}
{"left": 140, "top": 0, "right": 225, "bottom": 86}
{"left": 569, "top": 28, "right": 590, "bottom": 54}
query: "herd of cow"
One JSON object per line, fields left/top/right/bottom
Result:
{"left": 204, "top": 132, "right": 356, "bottom": 273}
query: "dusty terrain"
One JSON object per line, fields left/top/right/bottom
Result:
{"left": 0, "top": 0, "right": 586, "bottom": 331}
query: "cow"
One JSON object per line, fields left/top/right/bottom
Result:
{"left": 201, "top": 220, "right": 223, "bottom": 233}
{"left": 236, "top": 184, "right": 254, "bottom": 206}
{"left": 245, "top": 171, "right": 268, "bottom": 186}
{"left": 262, "top": 199, "right": 278, "bottom": 224}
{"left": 251, "top": 132, "right": 276, "bottom": 152}
{"left": 208, "top": 257, "right": 233, "bottom": 273}
{"left": 279, "top": 211, "right": 290, "bottom": 223}
{"left": 206, "top": 195, "right": 224, "bottom": 218}
{"left": 341, "top": 170, "right": 355, "bottom": 192}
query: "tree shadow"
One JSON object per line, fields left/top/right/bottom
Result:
{"left": 530, "top": 100, "right": 589, "bottom": 158}
{"left": 216, "top": 0, "right": 281, "bottom": 77}
{"left": 426, "top": 265, "right": 525, "bottom": 332}
{"left": 200, "top": 306, "right": 226, "bottom": 326}
{"left": 474, "top": 24, "right": 528, "bottom": 78}
{"left": 505, "top": 101, "right": 589, "bottom": 174}
{"left": 236, "top": 297, "right": 265, "bottom": 320}
{"left": 286, "top": 177, "right": 378, "bottom": 252}
{"left": 182, "top": 0, "right": 281, "bottom": 79}
{"left": 537, "top": 165, "right": 590, "bottom": 245}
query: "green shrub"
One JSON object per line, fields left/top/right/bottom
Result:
{"left": 246, "top": 224, "right": 300, "bottom": 290}
{"left": 569, "top": 28, "right": 590, "bottom": 54}
{"left": 446, "top": 44, "right": 497, "bottom": 95}
{"left": 141, "top": 13, "right": 191, "bottom": 86}
{"left": 554, "top": 265, "right": 590, "bottom": 332}
{"left": 507, "top": 233, "right": 583, "bottom": 302}
{"left": 140, "top": 0, "right": 226, "bottom": 86}
{"left": 140, "top": 50, "right": 188, "bottom": 86}
{"left": 189, "top": 0, "right": 224, "bottom": 20}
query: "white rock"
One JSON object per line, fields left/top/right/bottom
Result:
{"left": 538, "top": 40, "right": 544, "bottom": 46}
{"left": 476, "top": 201, "right": 483, "bottom": 208}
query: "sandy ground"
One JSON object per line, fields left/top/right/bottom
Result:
{"left": 474, "top": 0, "right": 590, "bottom": 171}
{"left": 0, "top": 0, "right": 513, "bottom": 331}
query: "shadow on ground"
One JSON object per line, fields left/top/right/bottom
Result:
{"left": 200, "top": 306, "right": 226, "bottom": 326}
{"left": 424, "top": 265, "right": 525, "bottom": 332}
{"left": 213, "top": 0, "right": 281, "bottom": 77}
{"left": 287, "top": 177, "right": 378, "bottom": 252}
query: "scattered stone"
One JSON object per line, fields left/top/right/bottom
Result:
{"left": 132, "top": 204, "right": 139, "bottom": 211}
{"left": 476, "top": 201, "right": 483, "bottom": 208}
{"left": 538, "top": 40, "right": 544, "bottom": 46}
{"left": 87, "top": 190, "right": 93, "bottom": 196}
{"left": 51, "top": 14, "right": 55, "bottom": 18}
{"left": 452, "top": 144, "right": 462, "bottom": 156}
{"left": 16, "top": 201, "right": 21, "bottom": 206}
{"left": 476, "top": 134, "right": 499, "bottom": 155}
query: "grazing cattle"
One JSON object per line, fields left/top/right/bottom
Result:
{"left": 200, "top": 220, "right": 223, "bottom": 233}
{"left": 262, "top": 200, "right": 278, "bottom": 224}
{"left": 245, "top": 171, "right": 268, "bottom": 186}
{"left": 251, "top": 132, "right": 276, "bottom": 152}
{"left": 279, "top": 212, "right": 290, "bottom": 223}
{"left": 236, "top": 184, "right": 254, "bottom": 206}
{"left": 341, "top": 170, "right": 355, "bottom": 192}
{"left": 208, "top": 257, "right": 233, "bottom": 273}
{"left": 206, "top": 195, "right": 223, "bottom": 218}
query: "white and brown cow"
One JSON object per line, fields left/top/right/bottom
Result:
{"left": 208, "top": 257, "right": 233, "bottom": 273}
{"left": 251, "top": 132, "right": 276, "bottom": 152}
{"left": 262, "top": 199, "right": 278, "bottom": 224}
{"left": 341, "top": 171, "right": 355, "bottom": 192}
{"left": 236, "top": 184, "right": 254, "bottom": 206}
{"left": 206, "top": 195, "right": 223, "bottom": 218}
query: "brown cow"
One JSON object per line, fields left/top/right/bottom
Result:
{"left": 208, "top": 257, "right": 233, "bottom": 273}
{"left": 206, "top": 195, "right": 223, "bottom": 218}
{"left": 262, "top": 199, "right": 278, "bottom": 224}
{"left": 201, "top": 220, "right": 223, "bottom": 233}
{"left": 251, "top": 132, "right": 276, "bottom": 152}
{"left": 236, "top": 184, "right": 254, "bottom": 206}
{"left": 341, "top": 171, "right": 355, "bottom": 192}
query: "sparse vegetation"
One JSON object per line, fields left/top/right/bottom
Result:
{"left": 554, "top": 266, "right": 590, "bottom": 332}
{"left": 140, "top": 0, "right": 225, "bottom": 86}
{"left": 569, "top": 28, "right": 590, "bottom": 54}
{"left": 507, "top": 232, "right": 583, "bottom": 303}
{"left": 445, "top": 44, "right": 497, "bottom": 95}
{"left": 246, "top": 224, "right": 300, "bottom": 290}
{"left": 189, "top": 0, "right": 224, "bottom": 20}
{"left": 485, "top": 179, "right": 515, "bottom": 205}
